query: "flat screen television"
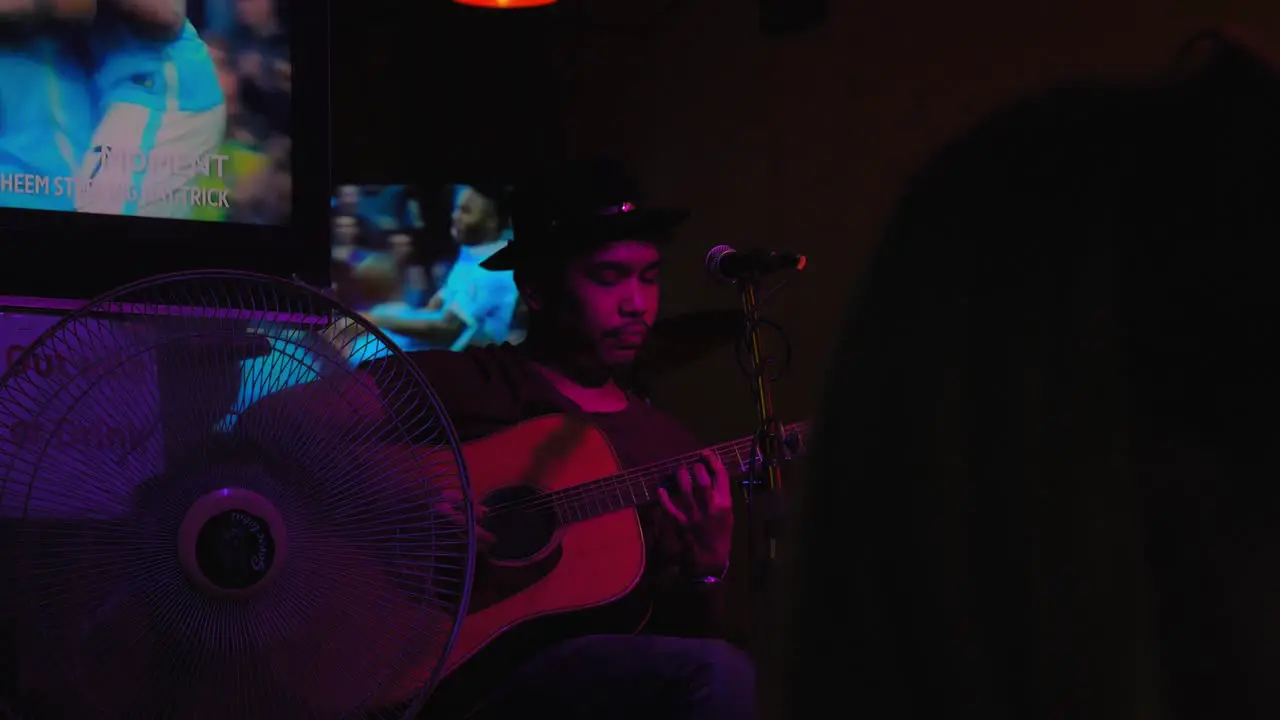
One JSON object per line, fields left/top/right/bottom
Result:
{"left": 0, "top": 0, "right": 329, "bottom": 299}
{"left": 331, "top": 183, "right": 526, "bottom": 364}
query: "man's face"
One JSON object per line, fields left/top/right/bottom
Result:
{"left": 333, "top": 215, "right": 358, "bottom": 245}
{"left": 555, "top": 240, "right": 662, "bottom": 369}
{"left": 337, "top": 185, "right": 360, "bottom": 215}
{"left": 451, "top": 186, "right": 500, "bottom": 246}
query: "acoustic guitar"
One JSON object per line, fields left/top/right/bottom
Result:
{"left": 375, "top": 413, "right": 810, "bottom": 714}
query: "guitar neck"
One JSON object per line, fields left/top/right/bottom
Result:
{"left": 547, "top": 420, "right": 810, "bottom": 526}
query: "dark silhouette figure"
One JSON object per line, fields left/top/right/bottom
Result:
{"left": 789, "top": 31, "right": 1280, "bottom": 720}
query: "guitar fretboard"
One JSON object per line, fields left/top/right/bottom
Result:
{"left": 547, "top": 421, "right": 809, "bottom": 525}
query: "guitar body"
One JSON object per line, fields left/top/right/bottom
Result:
{"left": 380, "top": 415, "right": 652, "bottom": 715}
{"left": 452, "top": 414, "right": 649, "bottom": 667}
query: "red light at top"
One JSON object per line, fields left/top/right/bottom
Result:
{"left": 453, "top": 0, "right": 557, "bottom": 8}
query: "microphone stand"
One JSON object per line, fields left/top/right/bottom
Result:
{"left": 734, "top": 276, "right": 786, "bottom": 658}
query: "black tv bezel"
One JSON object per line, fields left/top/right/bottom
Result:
{"left": 0, "top": 0, "right": 332, "bottom": 301}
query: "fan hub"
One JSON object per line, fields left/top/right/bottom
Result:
{"left": 195, "top": 509, "right": 276, "bottom": 589}
{"left": 178, "top": 487, "right": 288, "bottom": 597}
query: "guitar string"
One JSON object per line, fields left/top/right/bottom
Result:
{"left": 478, "top": 424, "right": 807, "bottom": 519}
{"left": 479, "top": 425, "right": 806, "bottom": 517}
{"left": 480, "top": 438, "right": 754, "bottom": 518}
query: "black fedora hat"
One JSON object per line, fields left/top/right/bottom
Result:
{"left": 479, "top": 159, "right": 690, "bottom": 271}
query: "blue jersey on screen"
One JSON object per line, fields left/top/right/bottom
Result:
{"left": 0, "top": 36, "right": 94, "bottom": 211}
{"left": 89, "top": 20, "right": 222, "bottom": 113}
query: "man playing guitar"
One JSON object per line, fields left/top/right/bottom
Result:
{"left": 359, "top": 160, "right": 758, "bottom": 719}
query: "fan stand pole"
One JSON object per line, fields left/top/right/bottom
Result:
{"left": 735, "top": 279, "right": 786, "bottom": 667}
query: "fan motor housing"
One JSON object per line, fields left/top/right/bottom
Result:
{"left": 178, "top": 487, "right": 288, "bottom": 597}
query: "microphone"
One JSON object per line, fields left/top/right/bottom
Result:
{"left": 705, "top": 245, "right": 807, "bottom": 282}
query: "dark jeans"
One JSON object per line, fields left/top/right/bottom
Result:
{"left": 470, "top": 634, "right": 757, "bottom": 720}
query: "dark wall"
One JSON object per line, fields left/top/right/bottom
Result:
{"left": 330, "top": 1, "right": 577, "bottom": 184}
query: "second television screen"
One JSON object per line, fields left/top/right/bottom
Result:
{"left": 331, "top": 184, "right": 525, "bottom": 363}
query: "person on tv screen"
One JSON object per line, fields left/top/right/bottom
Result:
{"left": 361, "top": 183, "right": 519, "bottom": 352}
{"left": 328, "top": 186, "right": 427, "bottom": 331}
{"left": 334, "top": 183, "right": 362, "bottom": 217}
{"left": 76, "top": 0, "right": 227, "bottom": 219}
{"left": 330, "top": 185, "right": 386, "bottom": 262}
{"left": 227, "top": 0, "right": 287, "bottom": 111}
{"left": 0, "top": 0, "right": 228, "bottom": 219}
{"left": 0, "top": 1, "right": 96, "bottom": 212}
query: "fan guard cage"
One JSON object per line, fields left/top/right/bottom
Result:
{"left": 0, "top": 270, "right": 475, "bottom": 719}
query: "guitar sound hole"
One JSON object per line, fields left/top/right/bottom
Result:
{"left": 479, "top": 486, "right": 560, "bottom": 563}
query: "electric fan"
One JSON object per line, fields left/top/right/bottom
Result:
{"left": 0, "top": 271, "right": 476, "bottom": 719}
